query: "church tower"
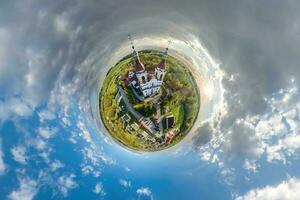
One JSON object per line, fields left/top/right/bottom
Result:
{"left": 155, "top": 47, "right": 168, "bottom": 81}
{"left": 134, "top": 54, "right": 148, "bottom": 84}
{"left": 129, "top": 36, "right": 148, "bottom": 84}
{"left": 127, "top": 36, "right": 170, "bottom": 98}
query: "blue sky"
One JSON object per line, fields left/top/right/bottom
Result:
{"left": 1, "top": 0, "right": 300, "bottom": 200}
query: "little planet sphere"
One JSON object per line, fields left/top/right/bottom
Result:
{"left": 99, "top": 47, "right": 200, "bottom": 151}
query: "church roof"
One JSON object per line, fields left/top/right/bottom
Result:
{"left": 157, "top": 59, "right": 166, "bottom": 70}
{"left": 124, "top": 71, "right": 137, "bottom": 86}
{"left": 147, "top": 73, "right": 153, "bottom": 81}
{"left": 132, "top": 49, "right": 145, "bottom": 72}
{"left": 135, "top": 58, "right": 145, "bottom": 72}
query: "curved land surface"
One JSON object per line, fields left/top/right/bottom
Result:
{"left": 99, "top": 50, "right": 200, "bottom": 151}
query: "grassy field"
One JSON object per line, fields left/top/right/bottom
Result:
{"left": 99, "top": 50, "right": 200, "bottom": 151}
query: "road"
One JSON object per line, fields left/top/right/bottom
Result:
{"left": 154, "top": 103, "right": 163, "bottom": 134}
{"left": 117, "top": 84, "right": 142, "bottom": 120}
{"left": 117, "top": 84, "right": 158, "bottom": 135}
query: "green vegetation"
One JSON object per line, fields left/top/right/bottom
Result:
{"left": 134, "top": 101, "right": 156, "bottom": 117}
{"left": 99, "top": 50, "right": 200, "bottom": 151}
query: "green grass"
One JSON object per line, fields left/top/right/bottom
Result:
{"left": 134, "top": 101, "right": 156, "bottom": 117}
{"left": 99, "top": 50, "right": 200, "bottom": 151}
{"left": 172, "top": 103, "right": 184, "bottom": 130}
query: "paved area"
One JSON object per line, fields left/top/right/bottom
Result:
{"left": 154, "top": 103, "right": 163, "bottom": 134}
{"left": 117, "top": 84, "right": 158, "bottom": 135}
{"left": 117, "top": 84, "right": 142, "bottom": 119}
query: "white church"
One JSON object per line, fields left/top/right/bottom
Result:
{"left": 123, "top": 45, "right": 168, "bottom": 100}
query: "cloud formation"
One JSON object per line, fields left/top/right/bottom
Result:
{"left": 1, "top": 0, "right": 300, "bottom": 199}
{"left": 0, "top": 139, "right": 5, "bottom": 175}
{"left": 11, "top": 145, "right": 28, "bottom": 165}
{"left": 93, "top": 182, "right": 106, "bottom": 196}
{"left": 58, "top": 174, "right": 78, "bottom": 197}
{"left": 119, "top": 179, "right": 131, "bottom": 188}
{"left": 195, "top": 78, "right": 300, "bottom": 174}
{"left": 235, "top": 177, "right": 300, "bottom": 200}
{"left": 8, "top": 178, "right": 38, "bottom": 200}
{"left": 136, "top": 187, "right": 153, "bottom": 199}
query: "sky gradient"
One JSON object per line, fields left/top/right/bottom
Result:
{"left": 0, "top": 0, "right": 300, "bottom": 199}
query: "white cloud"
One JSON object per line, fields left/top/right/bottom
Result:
{"left": 77, "top": 121, "right": 92, "bottom": 143}
{"left": 38, "top": 126, "right": 58, "bottom": 139}
{"left": 0, "top": 98, "right": 32, "bottom": 121}
{"left": 50, "top": 160, "right": 64, "bottom": 171}
{"left": 283, "top": 135, "right": 300, "bottom": 150}
{"left": 1, "top": 2, "right": 300, "bottom": 199}
{"left": 58, "top": 174, "right": 78, "bottom": 197}
{"left": 38, "top": 109, "right": 56, "bottom": 122}
{"left": 0, "top": 41, "right": 61, "bottom": 122}
{"left": 225, "top": 119, "right": 264, "bottom": 159}
{"left": 266, "top": 135, "right": 300, "bottom": 163}
{"left": 11, "top": 145, "right": 28, "bottom": 165}
{"left": 62, "top": 117, "right": 71, "bottom": 127}
{"left": 54, "top": 14, "right": 69, "bottom": 34}
{"left": 8, "top": 178, "right": 38, "bottom": 200}
{"left": 79, "top": 145, "right": 114, "bottom": 179}
{"left": 93, "top": 182, "right": 106, "bottom": 196}
{"left": 82, "top": 146, "right": 115, "bottom": 166}
{"left": 30, "top": 137, "right": 47, "bottom": 151}
{"left": 253, "top": 85, "right": 300, "bottom": 164}
{"left": 235, "top": 177, "right": 300, "bottom": 200}
{"left": 0, "top": 139, "right": 6, "bottom": 175}
{"left": 23, "top": 48, "right": 55, "bottom": 107}
{"left": 119, "top": 179, "right": 131, "bottom": 188}
{"left": 81, "top": 165, "right": 101, "bottom": 177}
{"left": 136, "top": 187, "right": 152, "bottom": 198}
{"left": 195, "top": 80, "right": 300, "bottom": 173}
{"left": 256, "top": 114, "right": 288, "bottom": 139}
{"left": 243, "top": 159, "right": 259, "bottom": 173}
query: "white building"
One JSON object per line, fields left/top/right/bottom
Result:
{"left": 123, "top": 47, "right": 168, "bottom": 99}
